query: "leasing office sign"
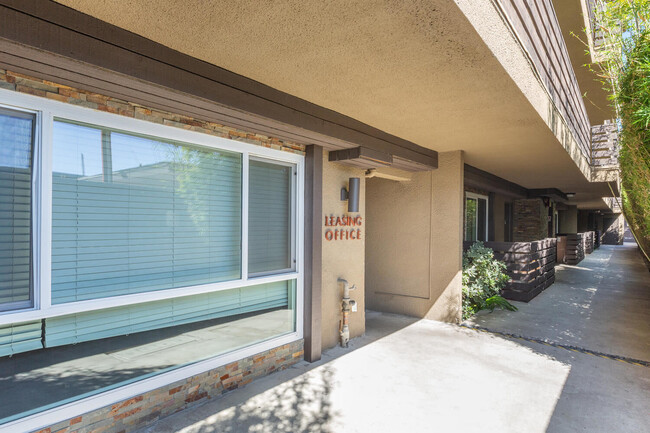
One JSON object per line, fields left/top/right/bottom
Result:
{"left": 324, "top": 215, "right": 363, "bottom": 241}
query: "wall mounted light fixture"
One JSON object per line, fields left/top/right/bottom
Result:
{"left": 340, "top": 177, "right": 360, "bottom": 212}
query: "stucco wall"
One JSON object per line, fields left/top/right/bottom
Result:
{"left": 602, "top": 214, "right": 625, "bottom": 245}
{"left": 559, "top": 205, "right": 579, "bottom": 233}
{"left": 365, "top": 151, "right": 463, "bottom": 322}
{"left": 321, "top": 155, "right": 366, "bottom": 350}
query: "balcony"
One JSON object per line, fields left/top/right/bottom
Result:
{"left": 591, "top": 120, "right": 619, "bottom": 168}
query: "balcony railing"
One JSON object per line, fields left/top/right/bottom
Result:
{"left": 584, "top": 0, "right": 607, "bottom": 52}
{"left": 591, "top": 120, "right": 619, "bottom": 167}
{"left": 498, "top": 0, "right": 593, "bottom": 160}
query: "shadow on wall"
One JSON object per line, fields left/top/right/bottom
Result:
{"left": 602, "top": 215, "right": 624, "bottom": 245}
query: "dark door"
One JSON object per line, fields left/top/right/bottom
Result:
{"left": 504, "top": 202, "right": 513, "bottom": 242}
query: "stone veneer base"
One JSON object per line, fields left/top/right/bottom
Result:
{"left": 32, "top": 340, "right": 304, "bottom": 433}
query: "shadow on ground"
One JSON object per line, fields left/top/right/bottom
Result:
{"left": 140, "top": 244, "right": 649, "bottom": 433}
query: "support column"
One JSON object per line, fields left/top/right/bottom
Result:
{"left": 303, "top": 145, "right": 322, "bottom": 362}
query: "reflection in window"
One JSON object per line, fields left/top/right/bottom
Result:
{"left": 0, "top": 280, "right": 296, "bottom": 423}
{"left": 465, "top": 198, "right": 477, "bottom": 242}
{"left": 0, "top": 115, "right": 301, "bottom": 426}
{"left": 52, "top": 121, "right": 242, "bottom": 303}
{"left": 0, "top": 108, "right": 34, "bottom": 311}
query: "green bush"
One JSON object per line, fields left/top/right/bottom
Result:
{"left": 586, "top": 1, "right": 650, "bottom": 262}
{"left": 618, "top": 31, "right": 650, "bottom": 260}
{"left": 462, "top": 242, "right": 516, "bottom": 320}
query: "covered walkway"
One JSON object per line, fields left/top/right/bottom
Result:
{"left": 471, "top": 243, "right": 650, "bottom": 362}
{"left": 140, "top": 244, "right": 649, "bottom": 433}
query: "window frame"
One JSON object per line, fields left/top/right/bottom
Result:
{"left": 465, "top": 192, "right": 489, "bottom": 242}
{"left": 0, "top": 89, "right": 304, "bottom": 332}
{"left": 0, "top": 106, "right": 40, "bottom": 312}
{"left": 247, "top": 156, "right": 297, "bottom": 278}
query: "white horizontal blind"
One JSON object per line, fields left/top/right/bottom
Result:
{"left": 248, "top": 159, "right": 293, "bottom": 275}
{"left": 44, "top": 279, "right": 292, "bottom": 347}
{"left": 0, "top": 321, "right": 42, "bottom": 357}
{"left": 51, "top": 121, "right": 242, "bottom": 304}
{"left": 0, "top": 108, "right": 34, "bottom": 310}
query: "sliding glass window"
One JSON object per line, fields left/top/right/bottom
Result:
{"left": 248, "top": 158, "right": 295, "bottom": 276}
{"left": 0, "top": 108, "right": 35, "bottom": 312}
{"left": 51, "top": 120, "right": 242, "bottom": 303}
{"left": 465, "top": 193, "right": 488, "bottom": 242}
{"left": 0, "top": 95, "right": 302, "bottom": 429}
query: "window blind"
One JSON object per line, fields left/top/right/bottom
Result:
{"left": 51, "top": 121, "right": 242, "bottom": 304}
{"left": 248, "top": 159, "right": 293, "bottom": 275}
{"left": 0, "top": 320, "right": 42, "bottom": 357}
{"left": 44, "top": 280, "right": 293, "bottom": 347}
{"left": 0, "top": 108, "right": 34, "bottom": 310}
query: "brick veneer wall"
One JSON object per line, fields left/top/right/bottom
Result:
{"left": 33, "top": 340, "right": 304, "bottom": 433}
{"left": 0, "top": 70, "right": 305, "bottom": 156}
{"left": 513, "top": 199, "right": 547, "bottom": 242}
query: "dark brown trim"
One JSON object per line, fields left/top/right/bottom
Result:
{"left": 0, "top": 0, "right": 437, "bottom": 170}
{"left": 488, "top": 192, "right": 496, "bottom": 241}
{"left": 303, "top": 145, "right": 323, "bottom": 362}
{"left": 527, "top": 188, "right": 568, "bottom": 203}
{"left": 464, "top": 164, "right": 528, "bottom": 199}
{"left": 328, "top": 146, "right": 392, "bottom": 169}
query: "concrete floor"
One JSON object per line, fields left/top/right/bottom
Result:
{"left": 141, "top": 244, "right": 650, "bottom": 433}
{"left": 471, "top": 243, "right": 650, "bottom": 361}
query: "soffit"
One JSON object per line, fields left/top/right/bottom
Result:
{"left": 54, "top": 0, "right": 610, "bottom": 207}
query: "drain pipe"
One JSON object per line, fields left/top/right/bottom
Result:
{"left": 338, "top": 278, "right": 357, "bottom": 347}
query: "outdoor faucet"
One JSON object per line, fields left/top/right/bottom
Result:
{"left": 338, "top": 278, "right": 357, "bottom": 348}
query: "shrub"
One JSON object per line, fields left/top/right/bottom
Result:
{"left": 585, "top": 1, "right": 650, "bottom": 262}
{"left": 462, "top": 242, "right": 516, "bottom": 320}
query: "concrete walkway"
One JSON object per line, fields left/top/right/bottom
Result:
{"left": 140, "top": 244, "right": 650, "bottom": 433}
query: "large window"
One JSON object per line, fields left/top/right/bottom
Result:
{"left": 0, "top": 92, "right": 303, "bottom": 430}
{"left": 465, "top": 192, "right": 488, "bottom": 242}
{"left": 0, "top": 108, "right": 35, "bottom": 312}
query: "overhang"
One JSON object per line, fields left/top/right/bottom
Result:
{"left": 0, "top": 0, "right": 438, "bottom": 171}
{"left": 0, "top": 0, "right": 617, "bottom": 208}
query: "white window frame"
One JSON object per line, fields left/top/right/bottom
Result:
{"left": 465, "top": 192, "right": 489, "bottom": 242}
{"left": 248, "top": 156, "right": 297, "bottom": 278}
{"left": 0, "top": 105, "right": 40, "bottom": 312}
{"left": 0, "top": 88, "right": 305, "bottom": 432}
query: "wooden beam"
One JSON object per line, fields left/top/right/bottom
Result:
{"left": 303, "top": 145, "right": 323, "bottom": 362}
{"left": 464, "top": 164, "right": 528, "bottom": 198}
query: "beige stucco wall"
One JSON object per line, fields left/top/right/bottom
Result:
{"left": 365, "top": 151, "right": 463, "bottom": 322}
{"left": 321, "top": 155, "right": 366, "bottom": 350}
{"left": 559, "top": 205, "right": 579, "bottom": 233}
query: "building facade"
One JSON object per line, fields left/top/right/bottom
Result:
{"left": 0, "top": 1, "right": 622, "bottom": 432}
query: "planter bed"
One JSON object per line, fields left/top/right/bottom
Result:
{"left": 463, "top": 238, "right": 557, "bottom": 302}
